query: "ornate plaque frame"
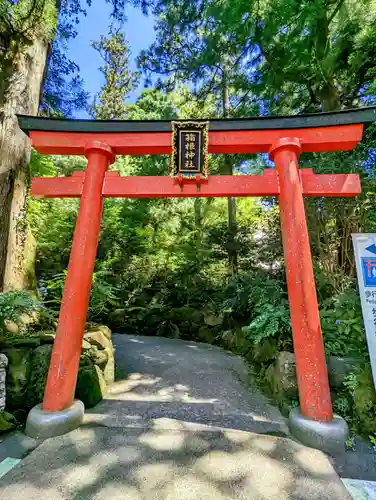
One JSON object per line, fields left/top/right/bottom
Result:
{"left": 171, "top": 121, "right": 209, "bottom": 179}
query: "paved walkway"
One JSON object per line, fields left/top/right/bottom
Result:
{"left": 0, "top": 334, "right": 362, "bottom": 499}
{"left": 86, "top": 334, "right": 287, "bottom": 435}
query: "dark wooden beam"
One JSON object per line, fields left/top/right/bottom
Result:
{"left": 17, "top": 106, "right": 376, "bottom": 135}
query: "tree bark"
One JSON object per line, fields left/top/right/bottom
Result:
{"left": 0, "top": 39, "right": 48, "bottom": 290}
{"left": 221, "top": 72, "right": 238, "bottom": 275}
{"left": 319, "top": 82, "right": 341, "bottom": 112}
{"left": 313, "top": 7, "right": 341, "bottom": 113}
{"left": 194, "top": 197, "right": 202, "bottom": 253}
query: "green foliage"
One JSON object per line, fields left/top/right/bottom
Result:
{"left": 369, "top": 434, "right": 376, "bottom": 447}
{"left": 24, "top": 1, "right": 375, "bottom": 350}
{"left": 90, "top": 23, "right": 139, "bottom": 119}
{"left": 320, "top": 288, "right": 367, "bottom": 357}
{"left": 345, "top": 436, "right": 356, "bottom": 450}
{"left": 40, "top": 40, "right": 89, "bottom": 117}
{"left": 0, "top": 291, "right": 38, "bottom": 334}
{"left": 251, "top": 0, "right": 376, "bottom": 112}
{"left": 333, "top": 394, "right": 353, "bottom": 420}
{"left": 343, "top": 372, "right": 360, "bottom": 393}
{"left": 35, "top": 306, "right": 58, "bottom": 331}
{"left": 352, "top": 367, "right": 376, "bottom": 435}
{"left": 88, "top": 271, "right": 121, "bottom": 320}
{"left": 0, "top": 0, "right": 57, "bottom": 47}
{"left": 332, "top": 367, "right": 376, "bottom": 437}
{"left": 0, "top": 0, "right": 58, "bottom": 112}
{"left": 244, "top": 304, "right": 291, "bottom": 345}
{"left": 226, "top": 274, "right": 292, "bottom": 346}
{"left": 133, "top": 0, "right": 376, "bottom": 112}
{"left": 27, "top": 151, "right": 85, "bottom": 277}
{"left": 0, "top": 0, "right": 131, "bottom": 117}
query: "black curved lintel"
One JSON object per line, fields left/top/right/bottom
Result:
{"left": 17, "top": 106, "right": 376, "bottom": 135}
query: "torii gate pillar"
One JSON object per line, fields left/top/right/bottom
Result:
{"left": 26, "top": 142, "right": 115, "bottom": 438}
{"left": 270, "top": 139, "right": 348, "bottom": 451}
{"left": 43, "top": 142, "right": 115, "bottom": 412}
{"left": 271, "top": 138, "right": 332, "bottom": 420}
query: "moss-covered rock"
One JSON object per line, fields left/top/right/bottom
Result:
{"left": 327, "top": 356, "right": 363, "bottom": 390}
{"left": 75, "top": 359, "right": 107, "bottom": 408}
{"left": 203, "top": 312, "right": 224, "bottom": 327}
{"left": 0, "top": 411, "right": 17, "bottom": 433}
{"left": 84, "top": 328, "right": 112, "bottom": 350}
{"left": 26, "top": 344, "right": 52, "bottom": 408}
{"left": 354, "top": 366, "right": 376, "bottom": 436}
{"left": 4, "top": 320, "right": 19, "bottom": 334}
{"left": 108, "top": 308, "right": 127, "bottom": 327}
{"left": 230, "top": 329, "right": 251, "bottom": 355}
{"left": 3, "top": 347, "right": 32, "bottom": 411}
{"left": 164, "top": 307, "right": 203, "bottom": 339}
{"left": 246, "top": 339, "right": 278, "bottom": 365}
{"left": 88, "top": 345, "right": 109, "bottom": 368}
{"left": 220, "top": 330, "right": 235, "bottom": 349}
{"left": 82, "top": 339, "right": 92, "bottom": 351}
{"left": 39, "top": 332, "right": 56, "bottom": 344}
{"left": 196, "top": 327, "right": 218, "bottom": 344}
{"left": 265, "top": 351, "right": 298, "bottom": 400}
{"left": 86, "top": 325, "right": 112, "bottom": 341}
{"left": 169, "top": 307, "right": 202, "bottom": 323}
{"left": 83, "top": 326, "right": 115, "bottom": 385}
{"left": 2, "top": 337, "right": 40, "bottom": 348}
{"left": 102, "top": 348, "right": 115, "bottom": 385}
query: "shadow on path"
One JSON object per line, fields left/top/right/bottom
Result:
{"left": 0, "top": 334, "right": 352, "bottom": 498}
{"left": 0, "top": 421, "right": 350, "bottom": 499}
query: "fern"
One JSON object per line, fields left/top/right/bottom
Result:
{"left": 243, "top": 302, "right": 291, "bottom": 345}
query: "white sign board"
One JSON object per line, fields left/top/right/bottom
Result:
{"left": 352, "top": 233, "right": 376, "bottom": 389}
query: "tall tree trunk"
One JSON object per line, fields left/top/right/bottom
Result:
{"left": 222, "top": 72, "right": 238, "bottom": 275}
{"left": 311, "top": 6, "right": 345, "bottom": 279}
{"left": 319, "top": 82, "right": 341, "bottom": 112}
{"left": 313, "top": 7, "right": 341, "bottom": 113}
{"left": 0, "top": 39, "right": 48, "bottom": 290}
{"left": 194, "top": 197, "right": 202, "bottom": 253}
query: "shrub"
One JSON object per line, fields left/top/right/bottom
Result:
{"left": 320, "top": 287, "right": 367, "bottom": 357}
{"left": 0, "top": 291, "right": 39, "bottom": 337}
{"left": 243, "top": 303, "right": 291, "bottom": 345}
{"left": 223, "top": 272, "right": 292, "bottom": 348}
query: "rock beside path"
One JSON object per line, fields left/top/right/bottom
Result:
{"left": 0, "top": 325, "right": 116, "bottom": 418}
{"left": 266, "top": 350, "right": 365, "bottom": 400}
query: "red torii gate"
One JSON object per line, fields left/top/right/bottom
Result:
{"left": 18, "top": 107, "right": 376, "bottom": 451}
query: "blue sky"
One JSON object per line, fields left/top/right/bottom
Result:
{"left": 66, "top": 3, "right": 156, "bottom": 118}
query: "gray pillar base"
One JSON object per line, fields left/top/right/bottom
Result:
{"left": 289, "top": 408, "right": 349, "bottom": 456}
{"left": 25, "top": 400, "right": 84, "bottom": 439}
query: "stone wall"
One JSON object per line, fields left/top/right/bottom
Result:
{"left": 0, "top": 325, "right": 115, "bottom": 430}
{"left": 0, "top": 353, "right": 7, "bottom": 410}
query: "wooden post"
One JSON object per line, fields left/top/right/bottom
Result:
{"left": 270, "top": 137, "right": 333, "bottom": 422}
{"left": 42, "top": 142, "right": 115, "bottom": 411}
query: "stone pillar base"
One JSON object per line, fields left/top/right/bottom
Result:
{"left": 25, "top": 400, "right": 84, "bottom": 439}
{"left": 289, "top": 408, "right": 349, "bottom": 456}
